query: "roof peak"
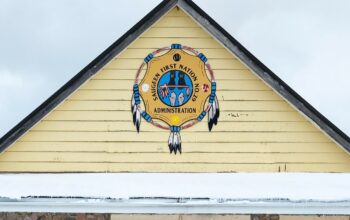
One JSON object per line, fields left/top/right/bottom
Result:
{"left": 1, "top": 0, "right": 349, "bottom": 155}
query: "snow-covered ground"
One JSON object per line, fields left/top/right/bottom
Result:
{"left": 0, "top": 173, "right": 350, "bottom": 214}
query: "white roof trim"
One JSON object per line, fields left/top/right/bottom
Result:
{"left": 0, "top": 173, "right": 350, "bottom": 214}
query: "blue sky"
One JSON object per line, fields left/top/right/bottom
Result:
{"left": 0, "top": 0, "right": 350, "bottom": 136}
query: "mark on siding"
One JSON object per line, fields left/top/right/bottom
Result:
{"left": 228, "top": 113, "right": 249, "bottom": 118}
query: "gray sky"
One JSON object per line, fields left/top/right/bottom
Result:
{"left": 0, "top": 0, "right": 349, "bottom": 137}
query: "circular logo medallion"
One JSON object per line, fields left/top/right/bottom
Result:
{"left": 157, "top": 70, "right": 193, "bottom": 107}
{"left": 131, "top": 44, "right": 220, "bottom": 154}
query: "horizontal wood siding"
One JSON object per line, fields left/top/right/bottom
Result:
{"left": 1, "top": 7, "right": 349, "bottom": 172}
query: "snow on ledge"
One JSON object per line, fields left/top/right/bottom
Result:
{"left": 0, "top": 173, "right": 349, "bottom": 201}
{"left": 1, "top": 173, "right": 350, "bottom": 214}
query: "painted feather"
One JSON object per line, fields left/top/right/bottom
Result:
{"left": 213, "top": 95, "right": 220, "bottom": 125}
{"left": 131, "top": 94, "right": 136, "bottom": 125}
{"left": 168, "top": 132, "right": 182, "bottom": 154}
{"left": 168, "top": 132, "right": 174, "bottom": 154}
{"left": 208, "top": 105, "right": 214, "bottom": 131}
{"left": 208, "top": 95, "right": 220, "bottom": 131}
{"left": 131, "top": 93, "right": 141, "bottom": 133}
{"left": 135, "top": 110, "right": 141, "bottom": 133}
{"left": 177, "top": 132, "right": 182, "bottom": 154}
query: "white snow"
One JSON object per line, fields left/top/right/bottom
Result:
{"left": 0, "top": 173, "right": 350, "bottom": 202}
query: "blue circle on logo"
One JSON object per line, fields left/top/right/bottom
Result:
{"left": 157, "top": 70, "right": 193, "bottom": 107}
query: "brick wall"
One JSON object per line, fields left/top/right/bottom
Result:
{"left": 111, "top": 214, "right": 350, "bottom": 220}
{"left": 0, "top": 213, "right": 109, "bottom": 220}
{"left": 1, "top": 213, "right": 350, "bottom": 220}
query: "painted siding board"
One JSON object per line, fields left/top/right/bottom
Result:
{"left": 41, "top": 111, "right": 307, "bottom": 122}
{"left": 129, "top": 38, "right": 223, "bottom": 49}
{"left": 0, "top": 7, "right": 349, "bottom": 172}
{"left": 142, "top": 27, "right": 209, "bottom": 38}
{"left": 153, "top": 16, "right": 199, "bottom": 27}
{"left": 32, "top": 121, "right": 317, "bottom": 132}
{"left": 117, "top": 48, "right": 233, "bottom": 59}
{"left": 19, "top": 131, "right": 330, "bottom": 143}
{"left": 1, "top": 152, "right": 349, "bottom": 163}
{"left": 56, "top": 100, "right": 293, "bottom": 111}
{"left": 9, "top": 142, "right": 342, "bottom": 153}
{"left": 107, "top": 58, "right": 245, "bottom": 70}
{"left": 68, "top": 90, "right": 282, "bottom": 101}
{"left": 95, "top": 69, "right": 256, "bottom": 80}
{"left": 0, "top": 162, "right": 284, "bottom": 172}
{"left": 80, "top": 79, "right": 270, "bottom": 91}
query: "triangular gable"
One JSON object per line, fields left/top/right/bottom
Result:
{"left": 0, "top": 0, "right": 349, "bottom": 172}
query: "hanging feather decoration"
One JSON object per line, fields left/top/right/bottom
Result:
{"left": 168, "top": 126, "right": 182, "bottom": 154}
{"left": 213, "top": 95, "right": 220, "bottom": 126}
{"left": 135, "top": 108, "right": 141, "bottom": 133}
{"left": 131, "top": 95, "right": 136, "bottom": 125}
{"left": 208, "top": 103, "right": 215, "bottom": 131}
{"left": 208, "top": 81, "right": 220, "bottom": 131}
{"left": 132, "top": 84, "right": 142, "bottom": 133}
{"left": 168, "top": 132, "right": 174, "bottom": 154}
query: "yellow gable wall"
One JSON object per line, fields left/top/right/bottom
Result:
{"left": 1, "top": 7, "right": 350, "bottom": 172}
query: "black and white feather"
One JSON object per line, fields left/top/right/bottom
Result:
{"left": 131, "top": 94, "right": 141, "bottom": 133}
{"left": 168, "top": 132, "right": 182, "bottom": 154}
{"left": 208, "top": 95, "right": 220, "bottom": 131}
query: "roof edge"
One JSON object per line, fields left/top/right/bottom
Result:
{"left": 178, "top": 0, "right": 350, "bottom": 153}
{"left": 0, "top": 0, "right": 178, "bottom": 152}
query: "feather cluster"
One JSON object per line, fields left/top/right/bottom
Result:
{"left": 131, "top": 94, "right": 141, "bottom": 132}
{"left": 208, "top": 96, "right": 220, "bottom": 131}
{"left": 168, "top": 132, "right": 182, "bottom": 154}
